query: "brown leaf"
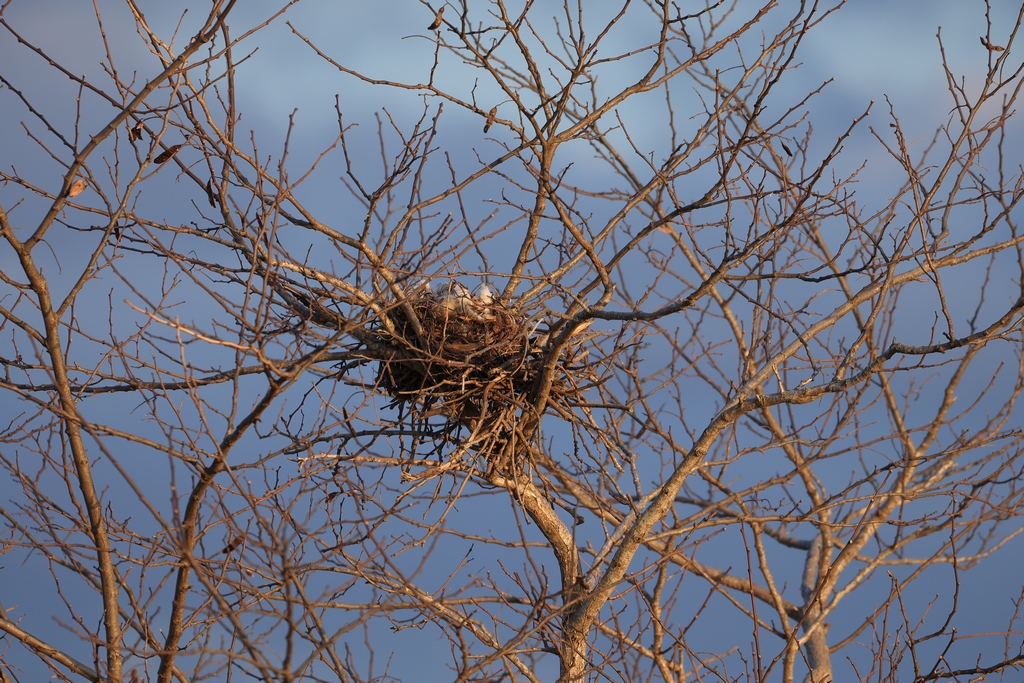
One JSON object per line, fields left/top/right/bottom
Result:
{"left": 428, "top": 5, "right": 444, "bottom": 30}
{"left": 483, "top": 106, "right": 497, "bottom": 133}
{"left": 221, "top": 535, "right": 244, "bottom": 554}
{"left": 68, "top": 179, "right": 87, "bottom": 198}
{"left": 153, "top": 144, "right": 182, "bottom": 164}
{"left": 205, "top": 179, "right": 217, "bottom": 208}
{"left": 780, "top": 141, "right": 792, "bottom": 157}
{"left": 128, "top": 121, "right": 145, "bottom": 141}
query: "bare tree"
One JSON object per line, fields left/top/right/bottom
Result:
{"left": 2, "top": 1, "right": 1024, "bottom": 682}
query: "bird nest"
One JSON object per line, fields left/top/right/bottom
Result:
{"left": 377, "top": 283, "right": 540, "bottom": 421}
{"left": 372, "top": 281, "right": 599, "bottom": 480}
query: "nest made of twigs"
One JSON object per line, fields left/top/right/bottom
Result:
{"left": 372, "top": 281, "right": 600, "bottom": 479}
{"left": 377, "top": 283, "right": 539, "bottom": 411}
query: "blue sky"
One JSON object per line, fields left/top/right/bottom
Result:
{"left": 2, "top": 1, "right": 1023, "bottom": 681}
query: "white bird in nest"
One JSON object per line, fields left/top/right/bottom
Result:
{"left": 441, "top": 282, "right": 475, "bottom": 317}
{"left": 411, "top": 279, "right": 434, "bottom": 299}
{"left": 476, "top": 284, "right": 494, "bottom": 305}
{"left": 442, "top": 296, "right": 464, "bottom": 315}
